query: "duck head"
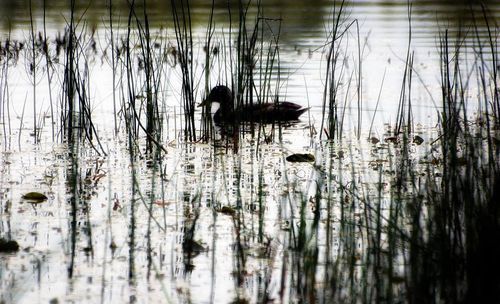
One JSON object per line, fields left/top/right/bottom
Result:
{"left": 199, "top": 85, "right": 234, "bottom": 122}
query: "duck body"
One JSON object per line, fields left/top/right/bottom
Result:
{"left": 202, "top": 85, "right": 309, "bottom": 124}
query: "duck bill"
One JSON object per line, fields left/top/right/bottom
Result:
{"left": 198, "top": 99, "right": 209, "bottom": 107}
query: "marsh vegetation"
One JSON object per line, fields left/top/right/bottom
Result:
{"left": 0, "top": 1, "right": 499, "bottom": 303}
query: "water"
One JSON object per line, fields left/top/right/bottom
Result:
{"left": 1, "top": 1, "right": 497, "bottom": 127}
{"left": 0, "top": 1, "right": 499, "bottom": 303}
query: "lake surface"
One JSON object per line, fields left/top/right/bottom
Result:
{"left": 0, "top": 1, "right": 499, "bottom": 303}
{"left": 1, "top": 0, "right": 498, "bottom": 126}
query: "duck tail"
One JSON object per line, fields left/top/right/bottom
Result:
{"left": 295, "top": 107, "right": 310, "bottom": 119}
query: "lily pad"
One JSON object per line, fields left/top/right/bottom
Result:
{"left": 413, "top": 135, "right": 424, "bottom": 145}
{"left": 0, "top": 238, "right": 19, "bottom": 252}
{"left": 217, "top": 206, "right": 236, "bottom": 216}
{"left": 286, "top": 153, "right": 315, "bottom": 163}
{"left": 22, "top": 192, "right": 48, "bottom": 202}
{"left": 384, "top": 136, "right": 398, "bottom": 144}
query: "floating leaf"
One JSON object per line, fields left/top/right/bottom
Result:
{"left": 22, "top": 192, "right": 48, "bottom": 202}
{"left": 384, "top": 136, "right": 398, "bottom": 144}
{"left": 217, "top": 206, "right": 236, "bottom": 216}
{"left": 49, "top": 298, "right": 59, "bottom": 304}
{"left": 286, "top": 153, "right": 315, "bottom": 163}
{"left": 0, "top": 238, "right": 19, "bottom": 252}
{"left": 370, "top": 137, "right": 380, "bottom": 144}
{"left": 413, "top": 135, "right": 424, "bottom": 145}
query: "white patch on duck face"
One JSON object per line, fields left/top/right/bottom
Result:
{"left": 209, "top": 101, "right": 221, "bottom": 131}
{"left": 210, "top": 101, "right": 221, "bottom": 116}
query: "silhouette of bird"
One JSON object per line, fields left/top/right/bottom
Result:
{"left": 199, "top": 85, "right": 309, "bottom": 124}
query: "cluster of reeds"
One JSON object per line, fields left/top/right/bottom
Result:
{"left": 320, "top": 0, "right": 363, "bottom": 140}
{"left": 163, "top": 5, "right": 288, "bottom": 301}
{"left": 171, "top": 0, "right": 197, "bottom": 142}
{"left": 0, "top": 36, "right": 18, "bottom": 150}
{"left": 1, "top": 1, "right": 499, "bottom": 303}
{"left": 409, "top": 5, "right": 499, "bottom": 302}
{"left": 286, "top": 3, "right": 500, "bottom": 303}
{"left": 122, "top": 0, "right": 167, "bottom": 155}
{"left": 62, "top": 0, "right": 104, "bottom": 153}
{"left": 169, "top": 0, "right": 285, "bottom": 145}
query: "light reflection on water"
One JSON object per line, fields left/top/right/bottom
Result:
{"left": 0, "top": 0, "right": 496, "bottom": 126}
{"left": 0, "top": 1, "right": 498, "bottom": 303}
{"left": 0, "top": 121, "right": 441, "bottom": 303}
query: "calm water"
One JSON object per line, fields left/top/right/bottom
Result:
{"left": 1, "top": 0, "right": 498, "bottom": 123}
{"left": 0, "top": 1, "right": 498, "bottom": 303}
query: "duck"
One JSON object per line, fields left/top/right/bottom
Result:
{"left": 198, "top": 85, "right": 309, "bottom": 124}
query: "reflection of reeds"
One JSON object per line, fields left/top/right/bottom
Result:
{"left": 0, "top": 1, "right": 499, "bottom": 303}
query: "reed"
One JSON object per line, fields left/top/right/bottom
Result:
{"left": 320, "top": 0, "right": 352, "bottom": 140}
{"left": 61, "top": 0, "right": 105, "bottom": 154}
{"left": 28, "top": 0, "right": 38, "bottom": 143}
{"left": 201, "top": 0, "right": 216, "bottom": 141}
{"left": 171, "top": 0, "right": 197, "bottom": 142}
{"left": 0, "top": 2, "right": 499, "bottom": 303}
{"left": 42, "top": 0, "right": 55, "bottom": 142}
{"left": 108, "top": 0, "right": 118, "bottom": 136}
{"left": 278, "top": 4, "right": 500, "bottom": 302}
{"left": 420, "top": 8, "right": 500, "bottom": 302}
{"left": 136, "top": 1, "right": 164, "bottom": 154}
{"left": 394, "top": 3, "right": 414, "bottom": 136}
{"left": 0, "top": 32, "right": 14, "bottom": 149}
